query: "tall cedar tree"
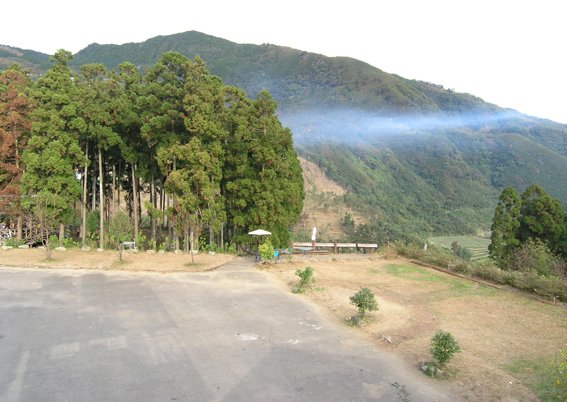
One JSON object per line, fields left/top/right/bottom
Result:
{"left": 116, "top": 61, "right": 146, "bottom": 242}
{"left": 20, "top": 50, "right": 84, "bottom": 253}
{"left": 154, "top": 55, "right": 226, "bottom": 253}
{"left": 0, "top": 66, "right": 33, "bottom": 232}
{"left": 518, "top": 184, "right": 565, "bottom": 254}
{"left": 490, "top": 185, "right": 567, "bottom": 263}
{"left": 222, "top": 89, "right": 304, "bottom": 246}
{"left": 182, "top": 57, "right": 226, "bottom": 247}
{"left": 142, "top": 52, "right": 189, "bottom": 250}
{"left": 489, "top": 187, "right": 521, "bottom": 266}
{"left": 77, "top": 63, "right": 122, "bottom": 249}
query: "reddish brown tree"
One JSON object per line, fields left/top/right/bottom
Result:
{"left": 0, "top": 66, "right": 34, "bottom": 235}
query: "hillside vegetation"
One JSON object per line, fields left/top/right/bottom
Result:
{"left": 3, "top": 31, "right": 567, "bottom": 239}
{"left": 0, "top": 45, "right": 50, "bottom": 75}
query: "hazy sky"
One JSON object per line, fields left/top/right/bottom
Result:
{"left": 3, "top": 0, "right": 566, "bottom": 123}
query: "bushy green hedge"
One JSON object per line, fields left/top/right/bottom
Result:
{"left": 395, "top": 242, "right": 567, "bottom": 302}
{"left": 465, "top": 261, "right": 567, "bottom": 301}
{"left": 394, "top": 242, "right": 455, "bottom": 268}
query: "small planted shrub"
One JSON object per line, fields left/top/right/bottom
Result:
{"left": 431, "top": 330, "right": 461, "bottom": 367}
{"left": 108, "top": 212, "right": 134, "bottom": 261}
{"left": 159, "top": 236, "right": 171, "bottom": 252}
{"left": 48, "top": 234, "right": 58, "bottom": 247}
{"left": 258, "top": 239, "right": 274, "bottom": 262}
{"left": 4, "top": 238, "right": 25, "bottom": 247}
{"left": 422, "top": 330, "right": 461, "bottom": 377}
{"left": 549, "top": 348, "right": 567, "bottom": 401}
{"left": 349, "top": 287, "right": 379, "bottom": 325}
{"left": 135, "top": 233, "right": 147, "bottom": 251}
{"left": 86, "top": 210, "right": 100, "bottom": 239}
{"left": 292, "top": 266, "right": 314, "bottom": 293}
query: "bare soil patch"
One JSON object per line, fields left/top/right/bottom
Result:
{"left": 295, "top": 157, "right": 366, "bottom": 241}
{"left": 263, "top": 254, "right": 567, "bottom": 401}
{"left": 0, "top": 248, "right": 235, "bottom": 273}
{"left": 299, "top": 157, "right": 346, "bottom": 195}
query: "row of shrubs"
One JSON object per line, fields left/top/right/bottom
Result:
{"left": 2, "top": 232, "right": 238, "bottom": 255}
{"left": 395, "top": 242, "right": 567, "bottom": 302}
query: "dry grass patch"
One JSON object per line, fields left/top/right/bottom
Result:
{"left": 0, "top": 248, "right": 234, "bottom": 273}
{"left": 265, "top": 255, "right": 567, "bottom": 401}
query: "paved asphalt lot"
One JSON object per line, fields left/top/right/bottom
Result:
{"left": 0, "top": 258, "right": 457, "bottom": 401}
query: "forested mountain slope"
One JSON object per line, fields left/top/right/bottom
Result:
{"left": 0, "top": 45, "right": 50, "bottom": 75}
{"left": 3, "top": 31, "right": 567, "bottom": 238}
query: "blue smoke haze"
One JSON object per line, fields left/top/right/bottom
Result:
{"left": 280, "top": 109, "right": 527, "bottom": 144}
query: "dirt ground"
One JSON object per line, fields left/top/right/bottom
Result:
{"left": 262, "top": 254, "right": 567, "bottom": 401}
{"left": 0, "top": 247, "right": 235, "bottom": 272}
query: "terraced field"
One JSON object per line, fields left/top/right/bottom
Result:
{"left": 428, "top": 235, "right": 491, "bottom": 262}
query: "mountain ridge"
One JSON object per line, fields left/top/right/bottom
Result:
{"left": 3, "top": 30, "right": 567, "bottom": 239}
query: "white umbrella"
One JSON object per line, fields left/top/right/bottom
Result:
{"left": 248, "top": 229, "right": 272, "bottom": 236}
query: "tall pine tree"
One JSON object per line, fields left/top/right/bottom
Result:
{"left": 77, "top": 63, "right": 122, "bottom": 249}
{"left": 20, "top": 50, "right": 84, "bottom": 254}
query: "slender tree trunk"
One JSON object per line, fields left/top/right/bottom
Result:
{"left": 220, "top": 223, "right": 224, "bottom": 250}
{"left": 45, "top": 232, "right": 51, "bottom": 260}
{"left": 98, "top": 145, "right": 104, "bottom": 250}
{"left": 159, "top": 181, "right": 164, "bottom": 227}
{"left": 16, "top": 216, "right": 22, "bottom": 240}
{"left": 111, "top": 164, "right": 116, "bottom": 218}
{"left": 174, "top": 233, "right": 179, "bottom": 252}
{"left": 184, "top": 227, "right": 189, "bottom": 253}
{"left": 151, "top": 176, "right": 157, "bottom": 242}
{"left": 81, "top": 142, "right": 88, "bottom": 246}
{"left": 59, "top": 222, "right": 64, "bottom": 243}
{"left": 15, "top": 134, "right": 19, "bottom": 169}
{"left": 136, "top": 175, "right": 141, "bottom": 232}
{"left": 162, "top": 184, "right": 167, "bottom": 228}
{"left": 91, "top": 172, "right": 96, "bottom": 211}
{"left": 172, "top": 158, "right": 178, "bottom": 251}
{"left": 189, "top": 227, "right": 195, "bottom": 264}
{"left": 166, "top": 193, "right": 172, "bottom": 238}
{"left": 25, "top": 215, "right": 30, "bottom": 240}
{"left": 40, "top": 208, "right": 50, "bottom": 259}
{"left": 117, "top": 162, "right": 121, "bottom": 212}
{"left": 131, "top": 163, "right": 139, "bottom": 242}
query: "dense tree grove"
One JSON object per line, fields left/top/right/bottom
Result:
{"left": 0, "top": 65, "right": 33, "bottom": 237}
{"left": 490, "top": 185, "right": 566, "bottom": 276}
{"left": 0, "top": 50, "right": 304, "bottom": 250}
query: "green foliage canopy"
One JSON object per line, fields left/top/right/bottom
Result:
{"left": 21, "top": 50, "right": 84, "bottom": 229}
{"left": 489, "top": 187, "right": 521, "bottom": 265}
{"left": 489, "top": 185, "right": 567, "bottom": 272}
{"left": 430, "top": 330, "right": 461, "bottom": 368}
